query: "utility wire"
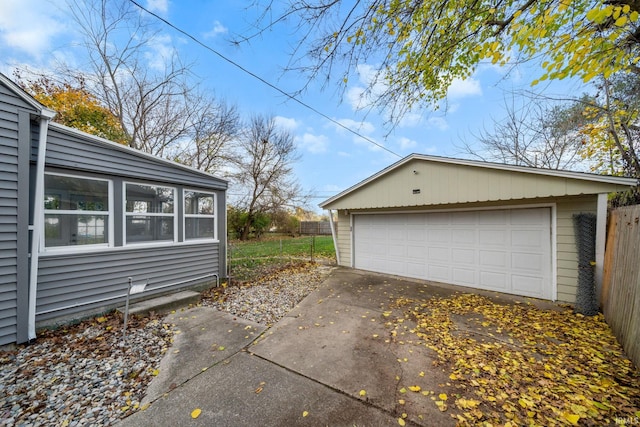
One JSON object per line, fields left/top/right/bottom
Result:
{"left": 128, "top": 0, "right": 402, "bottom": 158}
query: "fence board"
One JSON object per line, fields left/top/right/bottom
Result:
{"left": 602, "top": 204, "right": 640, "bottom": 368}
{"left": 300, "top": 221, "right": 331, "bottom": 235}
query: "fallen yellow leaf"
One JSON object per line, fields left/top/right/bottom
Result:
{"left": 359, "top": 389, "right": 367, "bottom": 397}
{"left": 398, "top": 418, "right": 406, "bottom": 426}
{"left": 408, "top": 385, "right": 421, "bottom": 392}
{"left": 302, "top": 411, "right": 309, "bottom": 417}
{"left": 191, "top": 408, "right": 201, "bottom": 419}
{"left": 439, "top": 393, "right": 448, "bottom": 401}
{"left": 563, "top": 413, "right": 580, "bottom": 425}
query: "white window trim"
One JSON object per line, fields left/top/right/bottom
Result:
{"left": 123, "top": 181, "right": 178, "bottom": 246}
{"left": 42, "top": 172, "right": 114, "bottom": 253}
{"left": 183, "top": 189, "right": 218, "bottom": 242}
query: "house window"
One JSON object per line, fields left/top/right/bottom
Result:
{"left": 125, "top": 183, "right": 176, "bottom": 244}
{"left": 44, "top": 174, "right": 111, "bottom": 248}
{"left": 184, "top": 190, "right": 216, "bottom": 240}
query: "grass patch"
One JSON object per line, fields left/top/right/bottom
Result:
{"left": 228, "top": 235, "right": 335, "bottom": 283}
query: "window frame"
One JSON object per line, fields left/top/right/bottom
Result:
{"left": 183, "top": 189, "right": 218, "bottom": 242}
{"left": 123, "top": 181, "right": 178, "bottom": 246}
{"left": 42, "top": 172, "right": 114, "bottom": 252}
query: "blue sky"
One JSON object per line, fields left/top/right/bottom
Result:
{"left": 0, "top": 0, "right": 590, "bottom": 210}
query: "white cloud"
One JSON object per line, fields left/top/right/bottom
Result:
{"left": 448, "top": 77, "right": 482, "bottom": 99}
{"left": 397, "top": 111, "right": 422, "bottom": 128}
{"left": 203, "top": 21, "right": 228, "bottom": 39}
{"left": 145, "top": 34, "right": 176, "bottom": 71}
{"left": 0, "top": 0, "right": 66, "bottom": 59}
{"left": 422, "top": 145, "right": 438, "bottom": 154}
{"left": 427, "top": 117, "right": 449, "bottom": 131}
{"left": 334, "top": 118, "right": 375, "bottom": 135}
{"left": 298, "top": 133, "right": 329, "bottom": 154}
{"left": 397, "top": 137, "right": 417, "bottom": 150}
{"left": 346, "top": 63, "right": 388, "bottom": 111}
{"left": 146, "top": 0, "right": 169, "bottom": 14}
{"left": 274, "top": 116, "right": 300, "bottom": 131}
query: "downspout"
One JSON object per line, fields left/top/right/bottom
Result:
{"left": 327, "top": 209, "right": 340, "bottom": 265}
{"left": 28, "top": 113, "right": 54, "bottom": 341}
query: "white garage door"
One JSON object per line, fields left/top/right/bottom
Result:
{"left": 353, "top": 208, "right": 552, "bottom": 299}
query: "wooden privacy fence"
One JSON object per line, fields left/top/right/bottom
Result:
{"left": 299, "top": 221, "right": 332, "bottom": 235}
{"left": 602, "top": 204, "right": 640, "bottom": 368}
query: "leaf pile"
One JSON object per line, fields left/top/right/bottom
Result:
{"left": 391, "top": 293, "right": 640, "bottom": 426}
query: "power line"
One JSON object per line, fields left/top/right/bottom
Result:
{"left": 128, "top": 0, "right": 402, "bottom": 159}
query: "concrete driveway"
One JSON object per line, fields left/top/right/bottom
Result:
{"left": 117, "top": 268, "right": 480, "bottom": 427}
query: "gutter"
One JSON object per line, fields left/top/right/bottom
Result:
{"left": 28, "top": 112, "right": 55, "bottom": 341}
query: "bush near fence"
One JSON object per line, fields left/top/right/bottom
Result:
{"left": 602, "top": 204, "right": 640, "bottom": 368}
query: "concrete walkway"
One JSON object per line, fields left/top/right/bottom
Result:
{"left": 117, "top": 268, "right": 480, "bottom": 427}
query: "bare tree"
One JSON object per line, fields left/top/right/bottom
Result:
{"left": 459, "top": 96, "right": 585, "bottom": 170}
{"left": 171, "top": 97, "right": 240, "bottom": 174}
{"left": 231, "top": 114, "right": 306, "bottom": 240}
{"left": 64, "top": 0, "right": 238, "bottom": 164}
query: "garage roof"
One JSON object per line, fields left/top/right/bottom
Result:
{"left": 320, "top": 154, "right": 638, "bottom": 210}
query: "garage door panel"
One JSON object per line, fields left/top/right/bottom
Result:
{"left": 407, "top": 245, "right": 424, "bottom": 259}
{"left": 426, "top": 213, "right": 450, "bottom": 225}
{"left": 453, "top": 268, "right": 476, "bottom": 285}
{"left": 368, "top": 243, "right": 387, "bottom": 255}
{"left": 407, "top": 228, "right": 426, "bottom": 241}
{"left": 511, "top": 208, "right": 547, "bottom": 224}
{"left": 427, "top": 229, "right": 449, "bottom": 243}
{"left": 386, "top": 260, "right": 406, "bottom": 275}
{"left": 452, "top": 248, "right": 475, "bottom": 263}
{"left": 512, "top": 230, "right": 544, "bottom": 247}
{"left": 407, "top": 263, "right": 426, "bottom": 277}
{"left": 511, "top": 275, "right": 545, "bottom": 297}
{"left": 480, "top": 271, "right": 508, "bottom": 289}
{"left": 452, "top": 211, "right": 477, "bottom": 225}
{"left": 428, "top": 247, "right": 450, "bottom": 262}
{"left": 452, "top": 229, "right": 476, "bottom": 245}
{"left": 354, "top": 208, "right": 552, "bottom": 300}
{"left": 479, "top": 250, "right": 508, "bottom": 267}
{"left": 512, "top": 252, "right": 544, "bottom": 271}
{"left": 389, "top": 244, "right": 406, "bottom": 257}
{"left": 429, "top": 264, "right": 451, "bottom": 282}
{"left": 479, "top": 211, "right": 507, "bottom": 224}
{"left": 479, "top": 229, "right": 507, "bottom": 245}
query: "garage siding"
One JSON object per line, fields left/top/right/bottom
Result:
{"left": 336, "top": 210, "right": 351, "bottom": 267}
{"left": 555, "top": 196, "right": 597, "bottom": 303}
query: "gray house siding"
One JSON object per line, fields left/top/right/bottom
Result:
{"left": 31, "top": 128, "right": 228, "bottom": 327}
{"left": 1, "top": 73, "right": 229, "bottom": 344}
{"left": 39, "top": 125, "right": 227, "bottom": 190}
{"left": 36, "top": 243, "right": 219, "bottom": 324}
{"left": 0, "top": 83, "right": 36, "bottom": 345}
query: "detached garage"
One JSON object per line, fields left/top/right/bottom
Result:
{"left": 320, "top": 154, "right": 636, "bottom": 303}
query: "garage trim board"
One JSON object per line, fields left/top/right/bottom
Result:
{"left": 351, "top": 207, "right": 555, "bottom": 300}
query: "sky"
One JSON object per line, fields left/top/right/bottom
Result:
{"left": 0, "top": 0, "right": 591, "bottom": 211}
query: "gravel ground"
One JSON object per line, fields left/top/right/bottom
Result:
{"left": 0, "top": 262, "right": 332, "bottom": 426}
{"left": 201, "top": 262, "right": 334, "bottom": 326}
